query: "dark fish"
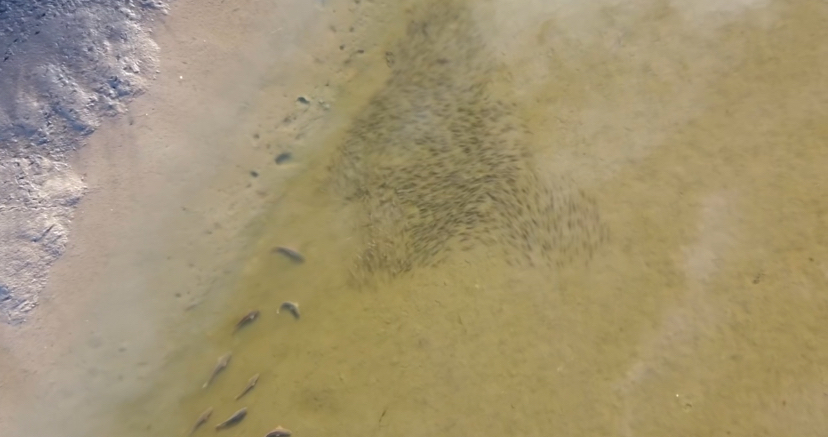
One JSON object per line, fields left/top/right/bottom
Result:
{"left": 235, "top": 373, "right": 260, "bottom": 400}
{"left": 234, "top": 310, "right": 260, "bottom": 332}
{"left": 215, "top": 407, "right": 247, "bottom": 430}
{"left": 278, "top": 301, "right": 300, "bottom": 320}
{"left": 273, "top": 246, "right": 305, "bottom": 264}
{"left": 264, "top": 426, "right": 292, "bottom": 437}
{"left": 275, "top": 152, "right": 292, "bottom": 164}
{"left": 188, "top": 407, "right": 212, "bottom": 435}
{"left": 202, "top": 353, "right": 231, "bottom": 389}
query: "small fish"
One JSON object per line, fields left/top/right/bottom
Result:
{"left": 188, "top": 407, "right": 212, "bottom": 435}
{"left": 202, "top": 353, "right": 231, "bottom": 389}
{"left": 234, "top": 310, "right": 260, "bottom": 332}
{"left": 235, "top": 373, "right": 260, "bottom": 400}
{"left": 275, "top": 152, "right": 292, "bottom": 164}
{"left": 264, "top": 426, "right": 292, "bottom": 437}
{"left": 273, "top": 246, "right": 305, "bottom": 264}
{"left": 278, "top": 301, "right": 300, "bottom": 320}
{"left": 215, "top": 407, "right": 247, "bottom": 430}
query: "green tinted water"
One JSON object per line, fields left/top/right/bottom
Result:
{"left": 96, "top": 0, "right": 828, "bottom": 435}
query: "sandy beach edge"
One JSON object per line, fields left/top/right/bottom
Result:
{"left": 0, "top": 0, "right": 343, "bottom": 435}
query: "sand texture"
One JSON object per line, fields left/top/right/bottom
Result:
{"left": 3, "top": 0, "right": 828, "bottom": 436}
{"left": 0, "top": 0, "right": 167, "bottom": 323}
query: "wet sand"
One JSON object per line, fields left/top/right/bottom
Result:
{"left": 3, "top": 0, "right": 828, "bottom": 436}
{"left": 0, "top": 0, "right": 342, "bottom": 434}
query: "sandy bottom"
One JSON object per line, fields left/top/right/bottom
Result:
{"left": 0, "top": 0, "right": 338, "bottom": 433}
{"left": 3, "top": 0, "right": 828, "bottom": 436}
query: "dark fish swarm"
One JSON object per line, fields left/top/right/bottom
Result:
{"left": 327, "top": 0, "right": 608, "bottom": 278}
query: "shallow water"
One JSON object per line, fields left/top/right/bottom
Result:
{"left": 16, "top": 0, "right": 828, "bottom": 435}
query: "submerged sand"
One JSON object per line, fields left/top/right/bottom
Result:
{"left": 3, "top": 0, "right": 828, "bottom": 436}
{"left": 0, "top": 0, "right": 335, "bottom": 433}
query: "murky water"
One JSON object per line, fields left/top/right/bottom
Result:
{"left": 17, "top": 0, "right": 828, "bottom": 435}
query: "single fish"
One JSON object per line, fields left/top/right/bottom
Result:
{"left": 278, "top": 301, "right": 300, "bottom": 320}
{"left": 273, "top": 246, "right": 305, "bottom": 264}
{"left": 188, "top": 407, "right": 213, "bottom": 435}
{"left": 275, "top": 152, "right": 292, "bottom": 164}
{"left": 235, "top": 373, "right": 260, "bottom": 400}
{"left": 215, "top": 407, "right": 247, "bottom": 430}
{"left": 234, "top": 310, "right": 260, "bottom": 333}
{"left": 202, "top": 353, "right": 231, "bottom": 389}
{"left": 264, "top": 426, "right": 292, "bottom": 437}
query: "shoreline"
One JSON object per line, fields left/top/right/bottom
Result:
{"left": 0, "top": 0, "right": 167, "bottom": 325}
{"left": 0, "top": 0, "right": 347, "bottom": 435}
